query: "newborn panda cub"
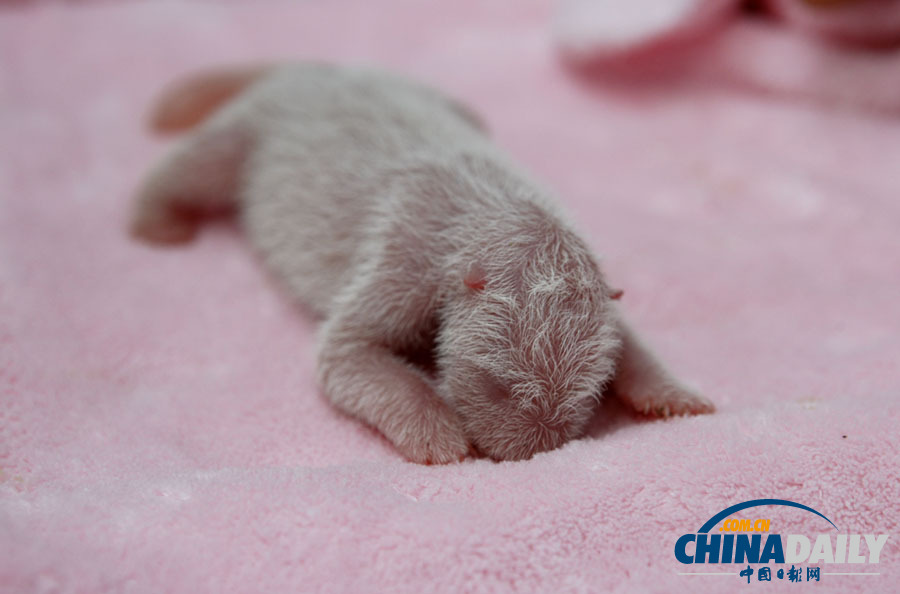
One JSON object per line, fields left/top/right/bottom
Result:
{"left": 132, "top": 63, "right": 714, "bottom": 463}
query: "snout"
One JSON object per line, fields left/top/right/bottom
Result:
{"left": 467, "top": 411, "right": 575, "bottom": 461}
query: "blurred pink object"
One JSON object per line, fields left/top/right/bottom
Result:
{"left": 768, "top": 0, "right": 900, "bottom": 46}
{"left": 555, "top": 0, "right": 736, "bottom": 57}
{"left": 556, "top": 0, "right": 900, "bottom": 113}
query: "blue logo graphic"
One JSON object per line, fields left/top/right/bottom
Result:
{"left": 674, "top": 498, "right": 888, "bottom": 584}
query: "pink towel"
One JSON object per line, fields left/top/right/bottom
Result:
{"left": 2, "top": 1, "right": 898, "bottom": 592}
{"left": 555, "top": 0, "right": 900, "bottom": 114}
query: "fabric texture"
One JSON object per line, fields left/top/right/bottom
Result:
{"left": 1, "top": 1, "right": 898, "bottom": 592}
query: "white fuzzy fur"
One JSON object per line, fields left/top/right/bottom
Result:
{"left": 133, "top": 63, "right": 713, "bottom": 463}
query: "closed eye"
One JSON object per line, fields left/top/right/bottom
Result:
{"left": 482, "top": 374, "right": 511, "bottom": 403}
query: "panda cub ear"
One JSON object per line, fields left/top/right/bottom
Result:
{"left": 463, "top": 262, "right": 487, "bottom": 291}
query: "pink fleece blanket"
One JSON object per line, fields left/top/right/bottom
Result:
{"left": 2, "top": 1, "right": 899, "bottom": 592}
